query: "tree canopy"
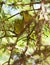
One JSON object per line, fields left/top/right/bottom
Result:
{"left": 0, "top": 0, "right": 50, "bottom": 65}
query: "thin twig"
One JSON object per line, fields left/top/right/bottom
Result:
{"left": 2, "top": 61, "right": 8, "bottom": 65}
{"left": 0, "top": 1, "right": 50, "bottom": 6}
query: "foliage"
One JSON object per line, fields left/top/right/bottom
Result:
{"left": 0, "top": 0, "right": 50, "bottom": 65}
